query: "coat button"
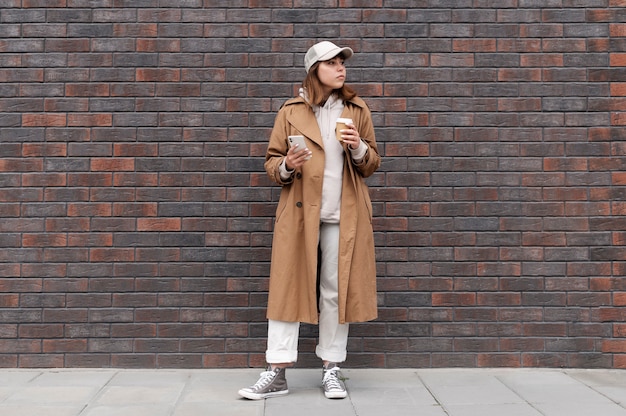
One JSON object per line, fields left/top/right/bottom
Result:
{"left": 296, "top": 202, "right": 302, "bottom": 208}
{"left": 296, "top": 172, "right": 302, "bottom": 179}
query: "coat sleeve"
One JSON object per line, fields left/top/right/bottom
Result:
{"left": 351, "top": 101, "right": 381, "bottom": 178}
{"left": 264, "top": 106, "right": 295, "bottom": 186}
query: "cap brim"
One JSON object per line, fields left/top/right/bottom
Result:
{"left": 317, "top": 46, "right": 353, "bottom": 63}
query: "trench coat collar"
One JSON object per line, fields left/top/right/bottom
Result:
{"left": 283, "top": 95, "right": 367, "bottom": 150}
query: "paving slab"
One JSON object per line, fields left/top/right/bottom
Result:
{"left": 0, "top": 368, "right": 623, "bottom": 416}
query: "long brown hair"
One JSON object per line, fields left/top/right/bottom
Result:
{"left": 302, "top": 60, "right": 357, "bottom": 107}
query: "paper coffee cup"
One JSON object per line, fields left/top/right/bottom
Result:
{"left": 336, "top": 118, "right": 353, "bottom": 141}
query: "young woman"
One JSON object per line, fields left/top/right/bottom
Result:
{"left": 238, "top": 41, "right": 381, "bottom": 400}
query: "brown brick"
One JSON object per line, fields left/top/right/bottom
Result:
{"left": 136, "top": 68, "right": 180, "bottom": 82}
{"left": 137, "top": 218, "right": 181, "bottom": 231}
{"left": 611, "top": 113, "right": 626, "bottom": 126}
{"left": 137, "top": 39, "right": 180, "bottom": 52}
{"left": 90, "top": 158, "right": 134, "bottom": 172}
{"left": 611, "top": 83, "right": 626, "bottom": 96}
{"left": 22, "top": 173, "right": 66, "bottom": 187}
{"left": 113, "top": 143, "right": 158, "bottom": 157}
{"left": 453, "top": 39, "right": 496, "bottom": 53}
{"left": 19, "top": 355, "right": 64, "bottom": 368}
{"left": 68, "top": 113, "right": 112, "bottom": 127}
{"left": 432, "top": 293, "right": 476, "bottom": 307}
{"left": 43, "top": 339, "right": 87, "bottom": 353}
{"left": 66, "top": 84, "right": 109, "bottom": 97}
{"left": 22, "top": 113, "right": 66, "bottom": 127}
{"left": 22, "top": 233, "right": 67, "bottom": 247}
{"left": 22, "top": 143, "right": 67, "bottom": 157}
{"left": 610, "top": 23, "right": 626, "bottom": 37}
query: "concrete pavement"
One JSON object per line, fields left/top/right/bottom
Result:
{"left": 1, "top": 367, "right": 626, "bottom": 415}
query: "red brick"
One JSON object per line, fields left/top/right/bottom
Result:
{"left": 610, "top": 23, "right": 626, "bottom": 37}
{"left": 67, "top": 203, "right": 111, "bottom": 217}
{"left": 612, "top": 83, "right": 626, "bottom": 96}
{"left": 90, "top": 158, "right": 134, "bottom": 172}
{"left": 137, "top": 39, "right": 180, "bottom": 52}
{"left": 112, "top": 203, "right": 157, "bottom": 217}
{"left": 22, "top": 233, "right": 67, "bottom": 247}
{"left": 432, "top": 53, "right": 474, "bottom": 67}
{"left": 19, "top": 355, "right": 64, "bottom": 368}
{"left": 137, "top": 217, "right": 181, "bottom": 231}
{"left": 136, "top": 69, "right": 180, "bottom": 82}
{"left": 603, "top": 340, "right": 626, "bottom": 353}
{"left": 0, "top": 295, "right": 19, "bottom": 308}
{"left": 45, "top": 218, "right": 89, "bottom": 232}
{"left": 22, "top": 173, "right": 66, "bottom": 187}
{"left": 611, "top": 53, "right": 626, "bottom": 67}
{"left": 499, "top": 68, "right": 541, "bottom": 82}
{"left": 614, "top": 355, "right": 626, "bottom": 369}
{"left": 614, "top": 323, "right": 626, "bottom": 336}
{"left": 498, "top": 98, "right": 541, "bottom": 112}
{"left": 0, "top": 158, "right": 43, "bottom": 173}
{"left": 22, "top": 0, "right": 66, "bottom": 6}
{"left": 477, "top": 354, "right": 521, "bottom": 367}
{"left": 384, "top": 143, "right": 429, "bottom": 157}
{"left": 22, "top": 143, "right": 67, "bottom": 157}
{"left": 612, "top": 292, "right": 626, "bottom": 306}
{"left": 66, "top": 84, "right": 109, "bottom": 97}
{"left": 22, "top": 113, "right": 66, "bottom": 127}
{"left": 613, "top": 172, "right": 626, "bottom": 185}
{"left": 43, "top": 339, "right": 87, "bottom": 353}
{"left": 46, "top": 39, "right": 89, "bottom": 53}
{"left": 521, "top": 54, "right": 563, "bottom": 67}
{"left": 67, "top": 173, "right": 113, "bottom": 187}
{"left": 203, "top": 354, "right": 249, "bottom": 368}
{"left": 68, "top": 113, "right": 112, "bottom": 127}
{"left": 113, "top": 143, "right": 158, "bottom": 157}
{"left": 111, "top": 354, "right": 155, "bottom": 368}
{"left": 601, "top": 307, "right": 626, "bottom": 322}
{"left": 611, "top": 112, "right": 626, "bottom": 125}
{"left": 68, "top": 233, "right": 113, "bottom": 247}
{"left": 498, "top": 38, "right": 541, "bottom": 53}
{"left": 432, "top": 293, "right": 476, "bottom": 307}
{"left": 453, "top": 39, "right": 496, "bottom": 53}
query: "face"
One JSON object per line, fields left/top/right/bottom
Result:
{"left": 316, "top": 56, "right": 346, "bottom": 94}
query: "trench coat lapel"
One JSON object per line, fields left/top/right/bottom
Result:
{"left": 286, "top": 102, "right": 324, "bottom": 149}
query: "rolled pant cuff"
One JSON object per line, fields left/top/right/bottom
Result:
{"left": 266, "top": 350, "right": 298, "bottom": 364}
{"left": 315, "top": 346, "right": 346, "bottom": 363}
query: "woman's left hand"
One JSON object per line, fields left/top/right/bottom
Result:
{"left": 341, "top": 124, "right": 361, "bottom": 150}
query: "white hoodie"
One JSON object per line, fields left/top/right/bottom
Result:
{"left": 315, "top": 93, "right": 345, "bottom": 223}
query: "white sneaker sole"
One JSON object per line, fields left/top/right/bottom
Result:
{"left": 238, "top": 388, "right": 289, "bottom": 400}
{"left": 324, "top": 390, "right": 347, "bottom": 399}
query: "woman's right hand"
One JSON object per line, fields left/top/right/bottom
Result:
{"left": 285, "top": 144, "right": 312, "bottom": 170}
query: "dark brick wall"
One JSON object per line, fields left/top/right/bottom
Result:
{"left": 1, "top": 1, "right": 625, "bottom": 369}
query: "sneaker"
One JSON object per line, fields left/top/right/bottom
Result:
{"left": 238, "top": 367, "right": 289, "bottom": 400}
{"left": 322, "top": 363, "right": 347, "bottom": 399}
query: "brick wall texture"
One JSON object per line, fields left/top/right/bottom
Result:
{"left": 1, "top": 1, "right": 626, "bottom": 369}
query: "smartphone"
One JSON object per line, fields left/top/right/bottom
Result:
{"left": 288, "top": 135, "right": 311, "bottom": 160}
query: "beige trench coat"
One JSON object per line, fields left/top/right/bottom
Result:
{"left": 264, "top": 95, "right": 381, "bottom": 324}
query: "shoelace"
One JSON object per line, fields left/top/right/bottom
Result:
{"left": 251, "top": 370, "right": 275, "bottom": 390}
{"left": 323, "top": 367, "right": 343, "bottom": 391}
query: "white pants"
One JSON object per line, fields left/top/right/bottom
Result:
{"left": 266, "top": 223, "right": 349, "bottom": 364}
